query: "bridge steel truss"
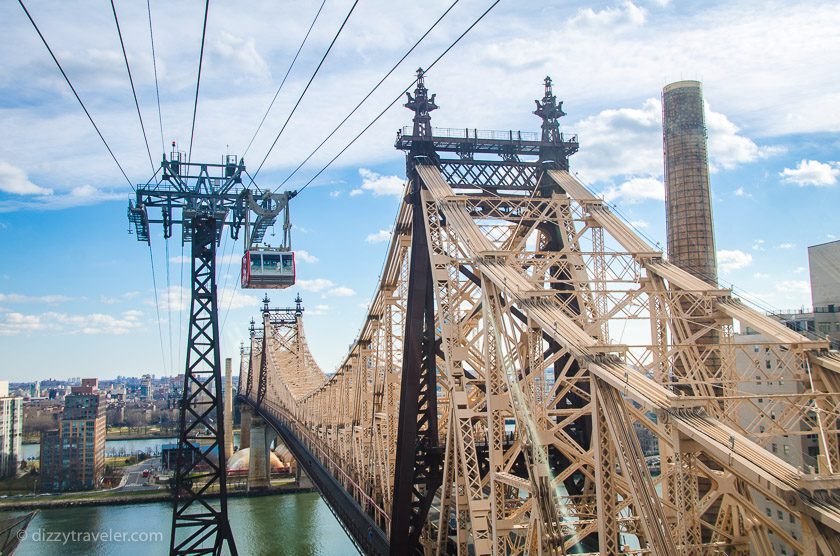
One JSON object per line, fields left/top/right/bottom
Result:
{"left": 238, "top": 80, "right": 840, "bottom": 555}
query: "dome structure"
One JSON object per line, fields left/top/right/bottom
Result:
{"left": 227, "top": 448, "right": 286, "bottom": 472}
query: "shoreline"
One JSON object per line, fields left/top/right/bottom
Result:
{"left": 23, "top": 429, "right": 242, "bottom": 445}
{"left": 0, "top": 484, "right": 313, "bottom": 512}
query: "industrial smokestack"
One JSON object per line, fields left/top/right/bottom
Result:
{"left": 224, "top": 357, "right": 234, "bottom": 457}
{"left": 662, "top": 80, "right": 717, "bottom": 283}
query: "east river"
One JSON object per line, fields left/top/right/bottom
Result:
{"left": 9, "top": 492, "right": 357, "bottom": 555}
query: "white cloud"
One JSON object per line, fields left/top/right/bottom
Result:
{"left": 705, "top": 105, "right": 780, "bottom": 172}
{"left": 355, "top": 169, "right": 404, "bottom": 197}
{"left": 752, "top": 239, "right": 765, "bottom": 251}
{"left": 0, "top": 293, "right": 72, "bottom": 304}
{"left": 329, "top": 191, "right": 341, "bottom": 198}
{"left": 297, "top": 278, "right": 335, "bottom": 293}
{"left": 218, "top": 288, "right": 261, "bottom": 311}
{"left": 307, "top": 304, "right": 329, "bottom": 316}
{"left": 601, "top": 177, "right": 663, "bottom": 204}
{"left": 628, "top": 219, "right": 649, "bottom": 229}
{"left": 327, "top": 286, "right": 355, "bottom": 298}
{"left": 0, "top": 186, "right": 125, "bottom": 213}
{"left": 717, "top": 249, "right": 753, "bottom": 272}
{"left": 0, "top": 162, "right": 53, "bottom": 195}
{"left": 780, "top": 159, "right": 840, "bottom": 187}
{"left": 296, "top": 250, "right": 318, "bottom": 263}
{"left": 733, "top": 186, "right": 751, "bottom": 197}
{"left": 794, "top": 266, "right": 807, "bottom": 274}
{"left": 0, "top": 309, "right": 143, "bottom": 336}
{"left": 574, "top": 98, "right": 777, "bottom": 184}
{"left": 569, "top": 2, "right": 647, "bottom": 28}
{"left": 211, "top": 31, "right": 269, "bottom": 79}
{"left": 774, "top": 280, "right": 810, "bottom": 295}
{"left": 573, "top": 99, "right": 662, "bottom": 182}
{"left": 297, "top": 278, "right": 354, "bottom": 297}
{"left": 365, "top": 229, "right": 391, "bottom": 243}
{"left": 149, "top": 285, "right": 188, "bottom": 312}
{"left": 778, "top": 242, "right": 794, "bottom": 250}
{"left": 753, "top": 272, "right": 769, "bottom": 279}
{"left": 100, "top": 291, "right": 140, "bottom": 305}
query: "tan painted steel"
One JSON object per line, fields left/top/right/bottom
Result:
{"left": 242, "top": 165, "right": 840, "bottom": 555}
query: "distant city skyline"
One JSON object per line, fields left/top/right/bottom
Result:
{"left": 2, "top": 0, "right": 838, "bottom": 380}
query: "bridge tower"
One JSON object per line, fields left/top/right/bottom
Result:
{"left": 390, "top": 68, "right": 444, "bottom": 556}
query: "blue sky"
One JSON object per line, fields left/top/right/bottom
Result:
{"left": 1, "top": 0, "right": 838, "bottom": 381}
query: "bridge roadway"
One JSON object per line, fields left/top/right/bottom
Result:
{"left": 234, "top": 163, "right": 840, "bottom": 555}
{"left": 238, "top": 395, "right": 389, "bottom": 555}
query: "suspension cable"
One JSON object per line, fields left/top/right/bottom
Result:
{"left": 149, "top": 245, "right": 169, "bottom": 375}
{"left": 295, "top": 0, "right": 501, "bottom": 195}
{"left": 111, "top": 0, "right": 155, "bottom": 173}
{"left": 250, "top": 0, "right": 360, "bottom": 182}
{"left": 17, "top": 0, "right": 134, "bottom": 190}
{"left": 110, "top": 0, "right": 169, "bottom": 376}
{"left": 177, "top": 240, "right": 185, "bottom": 372}
{"left": 187, "top": 0, "right": 211, "bottom": 166}
{"left": 273, "top": 0, "right": 461, "bottom": 193}
{"left": 147, "top": 0, "right": 165, "bottom": 155}
{"left": 243, "top": 0, "right": 328, "bottom": 157}
{"left": 165, "top": 237, "right": 174, "bottom": 376}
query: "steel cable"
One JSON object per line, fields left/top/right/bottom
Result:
{"left": 243, "top": 0, "right": 328, "bottom": 158}
{"left": 250, "top": 0, "right": 361, "bottom": 182}
{"left": 295, "top": 0, "right": 501, "bottom": 195}
{"left": 273, "top": 0, "right": 461, "bottom": 193}
{"left": 17, "top": 0, "right": 135, "bottom": 190}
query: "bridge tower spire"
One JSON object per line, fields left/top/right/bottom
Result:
{"left": 406, "top": 68, "right": 438, "bottom": 141}
{"left": 534, "top": 76, "right": 572, "bottom": 171}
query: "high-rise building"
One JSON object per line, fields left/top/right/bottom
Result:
{"left": 140, "top": 374, "right": 153, "bottom": 400}
{"left": 39, "top": 380, "right": 106, "bottom": 492}
{"left": 771, "top": 240, "right": 840, "bottom": 349}
{"left": 0, "top": 381, "right": 23, "bottom": 478}
{"left": 730, "top": 243, "right": 839, "bottom": 556}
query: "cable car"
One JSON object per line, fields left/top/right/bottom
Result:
{"left": 241, "top": 250, "right": 295, "bottom": 289}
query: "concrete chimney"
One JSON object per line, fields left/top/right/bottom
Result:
{"left": 224, "top": 357, "right": 234, "bottom": 457}
{"left": 662, "top": 80, "right": 717, "bottom": 283}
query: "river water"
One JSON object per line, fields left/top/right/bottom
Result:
{"left": 8, "top": 492, "right": 357, "bottom": 555}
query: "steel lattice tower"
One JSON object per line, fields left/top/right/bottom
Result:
{"left": 129, "top": 149, "right": 293, "bottom": 556}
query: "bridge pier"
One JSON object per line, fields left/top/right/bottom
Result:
{"left": 247, "top": 413, "right": 271, "bottom": 491}
{"left": 239, "top": 404, "right": 251, "bottom": 450}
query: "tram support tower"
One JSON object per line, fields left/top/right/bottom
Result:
{"left": 128, "top": 145, "right": 292, "bottom": 556}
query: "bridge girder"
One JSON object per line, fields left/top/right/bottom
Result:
{"left": 240, "top": 162, "right": 840, "bottom": 556}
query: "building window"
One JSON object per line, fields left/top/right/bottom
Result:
{"left": 772, "top": 443, "right": 778, "bottom": 453}
{"left": 766, "top": 360, "right": 772, "bottom": 369}
{"left": 766, "top": 508, "right": 772, "bottom": 517}
{"left": 778, "top": 510, "right": 783, "bottom": 520}
{"left": 758, "top": 398, "right": 763, "bottom": 403}
{"left": 784, "top": 445, "right": 790, "bottom": 455}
